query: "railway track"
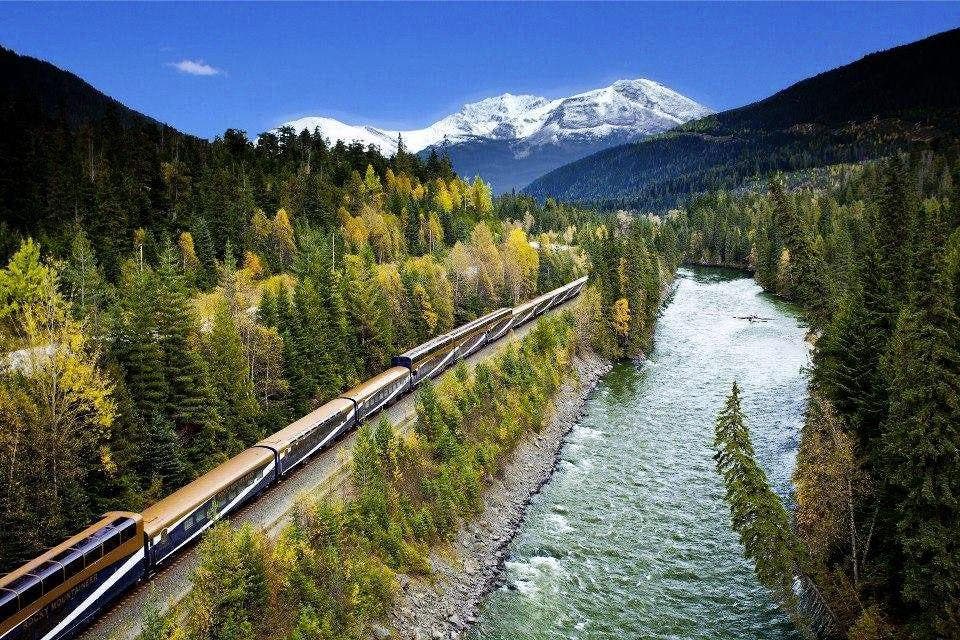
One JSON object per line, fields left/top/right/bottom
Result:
{"left": 85, "top": 299, "right": 577, "bottom": 640}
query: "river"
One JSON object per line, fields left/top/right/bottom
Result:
{"left": 469, "top": 267, "right": 810, "bottom": 640}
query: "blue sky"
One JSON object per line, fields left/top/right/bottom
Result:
{"left": 2, "top": 2, "right": 958, "bottom": 139}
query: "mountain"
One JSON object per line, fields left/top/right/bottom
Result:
{"left": 524, "top": 28, "right": 960, "bottom": 210}
{"left": 0, "top": 45, "right": 170, "bottom": 131}
{"left": 0, "top": 46, "right": 211, "bottom": 261}
{"left": 278, "top": 79, "right": 711, "bottom": 192}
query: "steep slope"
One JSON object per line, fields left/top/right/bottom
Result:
{"left": 279, "top": 79, "right": 710, "bottom": 192}
{"left": 524, "top": 28, "right": 960, "bottom": 209}
{"left": 0, "top": 47, "right": 212, "bottom": 262}
{"left": 0, "top": 45, "right": 170, "bottom": 130}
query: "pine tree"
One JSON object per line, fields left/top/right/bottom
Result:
{"left": 62, "top": 228, "right": 109, "bottom": 324}
{"left": 143, "top": 411, "right": 187, "bottom": 491}
{"left": 204, "top": 303, "right": 262, "bottom": 448}
{"left": 877, "top": 205, "right": 960, "bottom": 638}
{"left": 190, "top": 216, "right": 216, "bottom": 289}
{"left": 258, "top": 287, "right": 278, "bottom": 328}
{"left": 153, "top": 244, "right": 218, "bottom": 458}
{"left": 714, "top": 382, "right": 804, "bottom": 626}
{"left": 112, "top": 267, "right": 168, "bottom": 422}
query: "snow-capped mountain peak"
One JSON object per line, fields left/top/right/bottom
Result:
{"left": 275, "top": 79, "right": 710, "bottom": 192}
{"left": 275, "top": 78, "right": 710, "bottom": 155}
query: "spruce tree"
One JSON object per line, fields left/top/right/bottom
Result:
{"left": 153, "top": 244, "right": 218, "bottom": 452}
{"left": 205, "top": 303, "right": 261, "bottom": 448}
{"left": 878, "top": 205, "right": 960, "bottom": 638}
{"left": 112, "top": 266, "right": 168, "bottom": 422}
{"left": 714, "top": 382, "right": 804, "bottom": 626}
{"left": 143, "top": 410, "right": 187, "bottom": 491}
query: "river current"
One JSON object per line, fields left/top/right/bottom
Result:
{"left": 470, "top": 268, "right": 810, "bottom": 640}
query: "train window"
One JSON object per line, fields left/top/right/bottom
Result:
{"left": 35, "top": 561, "right": 64, "bottom": 594}
{"left": 51, "top": 548, "right": 85, "bottom": 580}
{"left": 7, "top": 574, "right": 41, "bottom": 607}
{"left": 115, "top": 518, "right": 137, "bottom": 544}
{"left": 0, "top": 587, "right": 18, "bottom": 620}
{"left": 101, "top": 530, "right": 121, "bottom": 554}
{"left": 78, "top": 537, "right": 104, "bottom": 566}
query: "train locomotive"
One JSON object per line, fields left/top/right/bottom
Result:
{"left": 0, "top": 276, "right": 587, "bottom": 640}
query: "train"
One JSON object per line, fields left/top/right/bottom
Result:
{"left": 0, "top": 276, "right": 587, "bottom": 640}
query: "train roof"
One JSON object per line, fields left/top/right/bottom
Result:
{"left": 396, "top": 330, "right": 455, "bottom": 362}
{"left": 0, "top": 511, "right": 141, "bottom": 589}
{"left": 142, "top": 447, "right": 274, "bottom": 536}
{"left": 339, "top": 365, "right": 409, "bottom": 403}
{"left": 446, "top": 308, "right": 512, "bottom": 340}
{"left": 513, "top": 297, "right": 539, "bottom": 314}
{"left": 257, "top": 397, "right": 354, "bottom": 450}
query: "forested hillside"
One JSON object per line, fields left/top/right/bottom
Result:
{"left": 524, "top": 28, "right": 960, "bottom": 211}
{"left": 676, "top": 147, "right": 960, "bottom": 639}
{"left": 0, "top": 46, "right": 613, "bottom": 571}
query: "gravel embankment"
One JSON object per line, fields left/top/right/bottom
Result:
{"left": 385, "top": 348, "right": 611, "bottom": 640}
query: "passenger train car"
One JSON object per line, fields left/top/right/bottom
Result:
{"left": 0, "top": 275, "right": 587, "bottom": 640}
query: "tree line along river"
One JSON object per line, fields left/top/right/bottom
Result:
{"left": 469, "top": 267, "right": 811, "bottom": 640}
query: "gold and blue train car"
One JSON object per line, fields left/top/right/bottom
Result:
{"left": 142, "top": 448, "right": 276, "bottom": 568}
{"left": 0, "top": 513, "right": 144, "bottom": 640}
{"left": 391, "top": 332, "right": 458, "bottom": 387}
{"left": 449, "top": 308, "right": 512, "bottom": 360}
{"left": 339, "top": 366, "right": 410, "bottom": 422}
{"left": 257, "top": 398, "right": 356, "bottom": 476}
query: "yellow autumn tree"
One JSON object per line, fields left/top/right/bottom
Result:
{"left": 402, "top": 255, "right": 453, "bottom": 334}
{"left": 468, "top": 222, "right": 504, "bottom": 306}
{"left": 360, "top": 204, "right": 405, "bottom": 263}
{"left": 434, "top": 178, "right": 454, "bottom": 214}
{"left": 0, "top": 244, "right": 116, "bottom": 562}
{"left": 502, "top": 227, "right": 539, "bottom": 304}
{"left": 272, "top": 209, "right": 297, "bottom": 269}
{"left": 242, "top": 251, "right": 266, "bottom": 280}
{"left": 364, "top": 164, "right": 383, "bottom": 204}
{"left": 179, "top": 231, "right": 201, "bottom": 275}
{"left": 470, "top": 177, "right": 494, "bottom": 216}
{"left": 448, "top": 178, "right": 464, "bottom": 210}
{"left": 613, "top": 297, "right": 631, "bottom": 340}
{"left": 422, "top": 211, "right": 444, "bottom": 253}
{"left": 343, "top": 209, "right": 370, "bottom": 254}
{"left": 445, "top": 242, "right": 476, "bottom": 310}
{"left": 250, "top": 209, "right": 272, "bottom": 256}
{"left": 412, "top": 181, "right": 426, "bottom": 201}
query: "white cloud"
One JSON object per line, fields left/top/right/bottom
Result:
{"left": 168, "top": 59, "right": 221, "bottom": 76}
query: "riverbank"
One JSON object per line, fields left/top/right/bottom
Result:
{"left": 385, "top": 347, "right": 611, "bottom": 640}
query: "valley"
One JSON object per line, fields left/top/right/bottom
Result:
{"left": 1, "top": 10, "right": 959, "bottom": 640}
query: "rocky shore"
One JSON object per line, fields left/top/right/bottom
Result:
{"left": 384, "top": 348, "right": 612, "bottom": 640}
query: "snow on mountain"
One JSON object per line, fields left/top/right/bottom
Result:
{"left": 280, "top": 115, "right": 400, "bottom": 151}
{"left": 277, "top": 79, "right": 710, "bottom": 155}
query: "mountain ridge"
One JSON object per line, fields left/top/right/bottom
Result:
{"left": 523, "top": 28, "right": 960, "bottom": 209}
{"left": 278, "top": 78, "right": 711, "bottom": 191}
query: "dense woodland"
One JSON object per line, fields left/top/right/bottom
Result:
{"left": 7, "top": 30, "right": 960, "bottom": 640}
{"left": 686, "top": 148, "right": 960, "bottom": 639}
{"left": 524, "top": 28, "right": 960, "bottom": 212}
